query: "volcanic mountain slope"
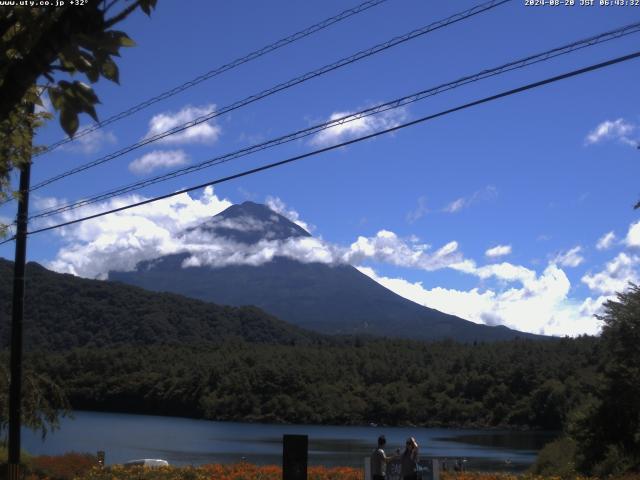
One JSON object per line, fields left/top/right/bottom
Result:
{"left": 109, "top": 201, "right": 542, "bottom": 342}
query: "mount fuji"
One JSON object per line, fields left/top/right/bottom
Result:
{"left": 109, "top": 201, "right": 541, "bottom": 342}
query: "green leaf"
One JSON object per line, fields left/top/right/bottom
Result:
{"left": 84, "top": 104, "right": 98, "bottom": 122}
{"left": 85, "top": 67, "right": 99, "bottom": 83}
{"left": 111, "top": 30, "right": 135, "bottom": 47}
{"left": 73, "top": 81, "right": 99, "bottom": 104}
{"left": 76, "top": 51, "right": 94, "bottom": 72}
{"left": 24, "top": 89, "right": 41, "bottom": 105}
{"left": 139, "top": 0, "right": 157, "bottom": 15}
{"left": 75, "top": 33, "right": 99, "bottom": 51}
{"left": 60, "top": 106, "right": 79, "bottom": 137}
{"left": 47, "top": 87, "right": 63, "bottom": 111}
{"left": 58, "top": 51, "right": 76, "bottom": 71}
{"left": 100, "top": 56, "right": 119, "bottom": 84}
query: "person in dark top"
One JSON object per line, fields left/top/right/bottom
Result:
{"left": 400, "top": 437, "right": 419, "bottom": 480}
{"left": 371, "top": 435, "right": 394, "bottom": 480}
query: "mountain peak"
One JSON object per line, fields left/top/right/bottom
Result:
{"left": 187, "top": 201, "right": 311, "bottom": 245}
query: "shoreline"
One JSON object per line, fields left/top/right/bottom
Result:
{"left": 62, "top": 407, "right": 554, "bottom": 433}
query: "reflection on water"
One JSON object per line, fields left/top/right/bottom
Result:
{"left": 21, "top": 411, "right": 556, "bottom": 471}
{"left": 439, "top": 432, "right": 558, "bottom": 451}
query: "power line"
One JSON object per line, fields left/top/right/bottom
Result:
{"left": 0, "top": 235, "right": 16, "bottom": 247}
{"left": 23, "top": 0, "right": 511, "bottom": 195}
{"left": 28, "top": 21, "right": 640, "bottom": 221}
{"left": 25, "top": 49, "right": 640, "bottom": 237}
{"left": 34, "top": 0, "right": 390, "bottom": 157}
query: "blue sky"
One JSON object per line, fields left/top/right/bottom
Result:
{"left": 2, "top": 0, "right": 640, "bottom": 336}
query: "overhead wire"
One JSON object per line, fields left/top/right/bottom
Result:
{"left": 27, "top": 21, "right": 640, "bottom": 221}
{"left": 34, "top": 0, "right": 390, "bottom": 157}
{"left": 0, "top": 235, "right": 15, "bottom": 246}
{"left": 23, "top": 49, "right": 640, "bottom": 238}
{"left": 22, "top": 0, "right": 511, "bottom": 196}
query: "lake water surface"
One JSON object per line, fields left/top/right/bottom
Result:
{"left": 22, "top": 411, "right": 556, "bottom": 471}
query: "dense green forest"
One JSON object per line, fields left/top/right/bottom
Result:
{"left": 0, "top": 258, "right": 600, "bottom": 431}
{"left": 1, "top": 258, "right": 638, "bottom": 474}
{"left": 15, "top": 336, "right": 597, "bottom": 430}
{"left": 0, "top": 259, "right": 326, "bottom": 349}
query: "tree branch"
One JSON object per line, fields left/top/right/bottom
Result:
{"left": 104, "top": 0, "right": 121, "bottom": 13}
{"left": 104, "top": 0, "right": 142, "bottom": 28}
{"left": 50, "top": 65, "right": 75, "bottom": 73}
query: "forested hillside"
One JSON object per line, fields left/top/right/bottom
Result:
{"left": 0, "top": 259, "right": 324, "bottom": 349}
{"left": 22, "top": 336, "right": 598, "bottom": 430}
{"left": 0, "top": 257, "right": 599, "bottom": 431}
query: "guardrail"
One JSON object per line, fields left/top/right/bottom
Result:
{"left": 364, "top": 457, "right": 468, "bottom": 480}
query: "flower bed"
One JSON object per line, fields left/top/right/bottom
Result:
{"left": 17, "top": 455, "right": 640, "bottom": 480}
{"left": 24, "top": 461, "right": 363, "bottom": 480}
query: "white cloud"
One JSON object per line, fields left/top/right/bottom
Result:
{"left": 585, "top": 118, "right": 636, "bottom": 147}
{"left": 265, "top": 196, "right": 314, "bottom": 233}
{"left": 205, "top": 215, "right": 271, "bottom": 234}
{"left": 343, "top": 231, "right": 463, "bottom": 272}
{"left": 43, "top": 187, "right": 232, "bottom": 279}
{"left": 128, "top": 150, "right": 189, "bottom": 175}
{"left": 42, "top": 198, "right": 463, "bottom": 281}
{"left": 406, "top": 196, "right": 428, "bottom": 224}
{"left": 485, "top": 244, "right": 511, "bottom": 258}
{"left": 442, "top": 185, "right": 497, "bottom": 213}
{"left": 343, "top": 233, "right": 548, "bottom": 289}
{"left": 596, "top": 231, "right": 616, "bottom": 250}
{"left": 625, "top": 220, "right": 640, "bottom": 248}
{"left": 183, "top": 235, "right": 337, "bottom": 269}
{"left": 581, "top": 252, "right": 640, "bottom": 296}
{"left": 145, "top": 104, "right": 221, "bottom": 145}
{"left": 37, "top": 192, "right": 616, "bottom": 337}
{"left": 464, "top": 261, "right": 537, "bottom": 284}
{"left": 62, "top": 127, "right": 117, "bottom": 154}
{"left": 43, "top": 192, "right": 337, "bottom": 279}
{"left": 358, "top": 265, "right": 602, "bottom": 337}
{"left": 309, "top": 107, "right": 407, "bottom": 147}
{"left": 579, "top": 295, "right": 611, "bottom": 319}
{"left": 552, "top": 246, "right": 585, "bottom": 268}
{"left": 443, "top": 198, "right": 465, "bottom": 213}
{"left": 0, "top": 215, "right": 14, "bottom": 236}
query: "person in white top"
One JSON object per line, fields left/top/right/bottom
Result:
{"left": 371, "top": 435, "right": 396, "bottom": 480}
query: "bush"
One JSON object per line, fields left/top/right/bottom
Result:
{"left": 591, "top": 445, "right": 638, "bottom": 479}
{"left": 529, "top": 436, "right": 577, "bottom": 478}
{"left": 0, "top": 446, "right": 29, "bottom": 461}
{"left": 0, "top": 444, "right": 32, "bottom": 472}
{"left": 26, "top": 452, "right": 97, "bottom": 480}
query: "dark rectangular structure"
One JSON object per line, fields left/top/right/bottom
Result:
{"left": 283, "top": 434, "right": 308, "bottom": 480}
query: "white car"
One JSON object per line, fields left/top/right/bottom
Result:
{"left": 123, "top": 459, "right": 170, "bottom": 468}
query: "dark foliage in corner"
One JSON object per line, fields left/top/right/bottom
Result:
{"left": 569, "top": 284, "right": 640, "bottom": 476}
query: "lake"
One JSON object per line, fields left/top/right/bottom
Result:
{"left": 21, "top": 411, "right": 556, "bottom": 472}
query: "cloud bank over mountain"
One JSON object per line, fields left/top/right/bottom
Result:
{"left": 36, "top": 190, "right": 640, "bottom": 337}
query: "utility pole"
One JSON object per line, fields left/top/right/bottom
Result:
{"left": 8, "top": 105, "right": 33, "bottom": 480}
